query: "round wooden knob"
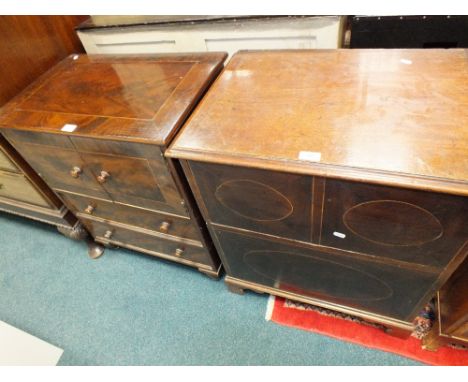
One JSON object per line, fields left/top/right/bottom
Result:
{"left": 97, "top": 171, "right": 110, "bottom": 184}
{"left": 70, "top": 166, "right": 82, "bottom": 178}
{"left": 84, "top": 205, "right": 95, "bottom": 214}
{"left": 159, "top": 221, "right": 171, "bottom": 234}
{"left": 103, "top": 230, "right": 113, "bottom": 239}
{"left": 174, "top": 248, "right": 184, "bottom": 257}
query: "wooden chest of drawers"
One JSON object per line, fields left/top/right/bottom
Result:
{"left": 0, "top": 133, "right": 77, "bottom": 232}
{"left": 168, "top": 49, "right": 468, "bottom": 334}
{"left": 0, "top": 53, "right": 226, "bottom": 277}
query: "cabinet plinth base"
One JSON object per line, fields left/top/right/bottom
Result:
{"left": 224, "top": 275, "right": 414, "bottom": 338}
{"left": 198, "top": 266, "right": 221, "bottom": 280}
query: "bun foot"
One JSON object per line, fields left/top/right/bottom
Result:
{"left": 227, "top": 283, "right": 245, "bottom": 295}
{"left": 57, "top": 223, "right": 88, "bottom": 241}
{"left": 87, "top": 241, "right": 105, "bottom": 259}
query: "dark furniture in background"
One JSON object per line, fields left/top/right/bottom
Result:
{"left": 0, "top": 52, "right": 226, "bottom": 276}
{"left": 350, "top": 16, "right": 468, "bottom": 48}
{"left": 168, "top": 49, "right": 468, "bottom": 337}
{"left": 0, "top": 16, "right": 87, "bottom": 236}
{"left": 423, "top": 257, "right": 468, "bottom": 350}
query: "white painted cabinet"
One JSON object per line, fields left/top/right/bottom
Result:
{"left": 77, "top": 16, "right": 345, "bottom": 58}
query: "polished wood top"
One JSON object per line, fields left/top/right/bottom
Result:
{"left": 0, "top": 53, "right": 227, "bottom": 146}
{"left": 168, "top": 49, "right": 468, "bottom": 196}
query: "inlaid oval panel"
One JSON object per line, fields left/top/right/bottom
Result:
{"left": 343, "top": 200, "right": 443, "bottom": 246}
{"left": 244, "top": 250, "right": 393, "bottom": 301}
{"left": 215, "top": 179, "right": 293, "bottom": 221}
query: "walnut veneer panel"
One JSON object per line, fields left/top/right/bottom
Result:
{"left": 168, "top": 49, "right": 468, "bottom": 196}
{"left": 0, "top": 53, "right": 227, "bottom": 145}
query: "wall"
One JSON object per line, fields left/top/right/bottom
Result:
{"left": 0, "top": 16, "right": 87, "bottom": 106}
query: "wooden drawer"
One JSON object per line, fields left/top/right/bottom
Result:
{"left": 214, "top": 227, "right": 436, "bottom": 321}
{"left": 0, "top": 147, "right": 18, "bottom": 172}
{"left": 188, "top": 161, "right": 312, "bottom": 242}
{"left": 59, "top": 191, "right": 200, "bottom": 242}
{"left": 81, "top": 217, "right": 213, "bottom": 267}
{"left": 321, "top": 179, "right": 468, "bottom": 268}
{"left": 0, "top": 170, "right": 49, "bottom": 207}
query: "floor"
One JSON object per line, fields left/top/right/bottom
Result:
{"left": 0, "top": 213, "right": 422, "bottom": 365}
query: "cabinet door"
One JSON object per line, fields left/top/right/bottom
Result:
{"left": 189, "top": 161, "right": 312, "bottom": 242}
{"left": 215, "top": 228, "right": 436, "bottom": 321}
{"left": 82, "top": 153, "right": 166, "bottom": 205}
{"left": 71, "top": 137, "right": 188, "bottom": 216}
{"left": 321, "top": 179, "right": 468, "bottom": 268}
{"left": 12, "top": 142, "right": 109, "bottom": 199}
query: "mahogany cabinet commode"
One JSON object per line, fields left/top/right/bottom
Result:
{"left": 167, "top": 49, "right": 468, "bottom": 335}
{"left": 0, "top": 53, "right": 226, "bottom": 277}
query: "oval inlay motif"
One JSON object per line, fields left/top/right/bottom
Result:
{"left": 343, "top": 200, "right": 443, "bottom": 247}
{"left": 244, "top": 250, "right": 393, "bottom": 301}
{"left": 215, "top": 179, "right": 293, "bottom": 222}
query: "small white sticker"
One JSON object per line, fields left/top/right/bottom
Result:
{"left": 333, "top": 231, "right": 346, "bottom": 239}
{"left": 61, "top": 124, "right": 77, "bottom": 133}
{"left": 400, "top": 58, "right": 412, "bottom": 65}
{"left": 298, "top": 151, "right": 321, "bottom": 162}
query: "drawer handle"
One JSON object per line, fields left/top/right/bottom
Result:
{"left": 174, "top": 248, "right": 184, "bottom": 257}
{"left": 97, "top": 170, "right": 110, "bottom": 184}
{"left": 159, "top": 221, "right": 171, "bottom": 234}
{"left": 70, "top": 166, "right": 82, "bottom": 178}
{"left": 103, "top": 230, "right": 113, "bottom": 239}
{"left": 84, "top": 205, "right": 95, "bottom": 214}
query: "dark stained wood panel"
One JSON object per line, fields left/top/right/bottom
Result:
{"left": 214, "top": 228, "right": 436, "bottom": 322}
{"left": 0, "top": 16, "right": 86, "bottom": 106}
{"left": 321, "top": 179, "right": 468, "bottom": 268}
{"left": 168, "top": 49, "right": 468, "bottom": 196}
{"left": 188, "top": 161, "right": 312, "bottom": 242}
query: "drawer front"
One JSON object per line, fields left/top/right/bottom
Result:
{"left": 59, "top": 191, "right": 200, "bottom": 241}
{"left": 0, "top": 148, "right": 18, "bottom": 172}
{"left": 215, "top": 228, "right": 436, "bottom": 321}
{"left": 189, "top": 161, "right": 312, "bottom": 242}
{"left": 11, "top": 142, "right": 109, "bottom": 199}
{"left": 0, "top": 170, "right": 50, "bottom": 207}
{"left": 321, "top": 179, "right": 468, "bottom": 268}
{"left": 81, "top": 218, "right": 213, "bottom": 267}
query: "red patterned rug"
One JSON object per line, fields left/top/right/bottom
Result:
{"left": 265, "top": 296, "right": 468, "bottom": 366}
